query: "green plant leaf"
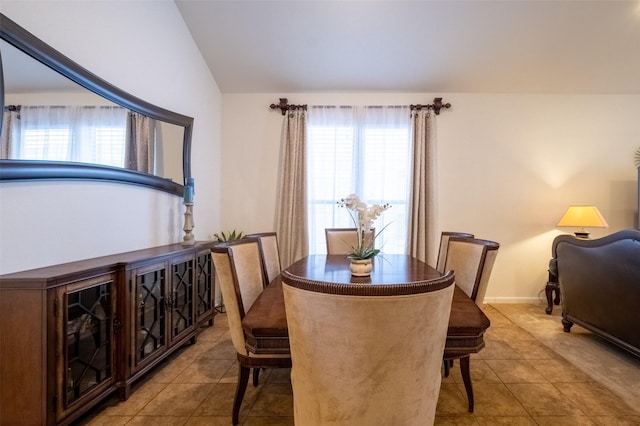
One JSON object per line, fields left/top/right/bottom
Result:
{"left": 213, "top": 230, "right": 244, "bottom": 242}
{"left": 348, "top": 246, "right": 381, "bottom": 260}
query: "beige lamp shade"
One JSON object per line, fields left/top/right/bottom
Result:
{"left": 557, "top": 205, "right": 609, "bottom": 238}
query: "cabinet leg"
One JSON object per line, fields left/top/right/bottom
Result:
{"left": 119, "top": 383, "right": 131, "bottom": 401}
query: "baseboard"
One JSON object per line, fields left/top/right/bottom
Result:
{"left": 483, "top": 296, "right": 541, "bottom": 304}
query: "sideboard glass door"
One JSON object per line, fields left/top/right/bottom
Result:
{"left": 195, "top": 251, "right": 213, "bottom": 325}
{"left": 135, "top": 267, "right": 167, "bottom": 364}
{"left": 64, "top": 277, "right": 115, "bottom": 406}
{"left": 169, "top": 257, "right": 194, "bottom": 342}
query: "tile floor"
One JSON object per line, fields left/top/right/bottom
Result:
{"left": 79, "top": 303, "right": 640, "bottom": 425}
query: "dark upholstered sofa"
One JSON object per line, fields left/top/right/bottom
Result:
{"left": 549, "top": 229, "right": 640, "bottom": 358}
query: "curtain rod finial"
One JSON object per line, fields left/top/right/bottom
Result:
{"left": 270, "top": 98, "right": 289, "bottom": 115}
{"left": 432, "top": 97, "right": 451, "bottom": 115}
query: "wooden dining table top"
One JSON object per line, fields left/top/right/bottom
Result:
{"left": 241, "top": 254, "right": 490, "bottom": 356}
{"left": 284, "top": 254, "right": 442, "bottom": 286}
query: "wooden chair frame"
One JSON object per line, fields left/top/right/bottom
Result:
{"left": 211, "top": 239, "right": 291, "bottom": 425}
{"left": 441, "top": 235, "right": 499, "bottom": 412}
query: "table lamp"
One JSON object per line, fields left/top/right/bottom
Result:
{"left": 556, "top": 205, "right": 609, "bottom": 239}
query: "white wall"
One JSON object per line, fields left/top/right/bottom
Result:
{"left": 1, "top": 2, "right": 638, "bottom": 303}
{"left": 222, "top": 93, "right": 640, "bottom": 302}
{"left": 0, "top": 1, "right": 221, "bottom": 274}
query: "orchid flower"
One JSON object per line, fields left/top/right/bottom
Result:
{"left": 337, "top": 194, "right": 391, "bottom": 259}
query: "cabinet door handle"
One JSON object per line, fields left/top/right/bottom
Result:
{"left": 113, "top": 318, "right": 122, "bottom": 335}
{"left": 164, "top": 296, "right": 174, "bottom": 311}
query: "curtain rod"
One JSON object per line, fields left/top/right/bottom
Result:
{"left": 269, "top": 98, "right": 307, "bottom": 115}
{"left": 269, "top": 97, "right": 451, "bottom": 115}
{"left": 410, "top": 98, "right": 451, "bottom": 115}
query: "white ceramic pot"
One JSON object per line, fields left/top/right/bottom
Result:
{"left": 349, "top": 258, "right": 373, "bottom": 276}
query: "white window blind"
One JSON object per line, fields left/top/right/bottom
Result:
{"left": 13, "top": 106, "right": 127, "bottom": 167}
{"left": 307, "top": 105, "right": 412, "bottom": 254}
{"left": 22, "top": 128, "right": 70, "bottom": 161}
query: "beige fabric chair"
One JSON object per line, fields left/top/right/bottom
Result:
{"left": 246, "top": 232, "right": 281, "bottom": 284}
{"left": 443, "top": 236, "right": 499, "bottom": 305}
{"left": 283, "top": 271, "right": 455, "bottom": 426}
{"left": 211, "top": 239, "right": 291, "bottom": 425}
{"left": 441, "top": 236, "right": 499, "bottom": 411}
{"left": 325, "top": 227, "right": 374, "bottom": 255}
{"left": 436, "top": 231, "right": 474, "bottom": 274}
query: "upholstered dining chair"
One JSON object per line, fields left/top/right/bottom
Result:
{"left": 211, "top": 239, "right": 291, "bottom": 425}
{"left": 325, "top": 227, "right": 374, "bottom": 255}
{"left": 245, "top": 232, "right": 281, "bottom": 285}
{"left": 443, "top": 236, "right": 500, "bottom": 306}
{"left": 436, "top": 231, "right": 475, "bottom": 274}
{"left": 441, "top": 236, "right": 499, "bottom": 412}
{"left": 282, "top": 271, "right": 455, "bottom": 425}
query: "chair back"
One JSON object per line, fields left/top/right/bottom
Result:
{"left": 436, "top": 231, "right": 475, "bottom": 273}
{"left": 246, "top": 232, "right": 281, "bottom": 285}
{"left": 282, "top": 271, "right": 455, "bottom": 425}
{"left": 325, "top": 227, "right": 374, "bottom": 255}
{"left": 211, "top": 238, "right": 266, "bottom": 356}
{"left": 444, "top": 237, "right": 499, "bottom": 305}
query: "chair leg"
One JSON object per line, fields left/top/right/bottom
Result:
{"left": 253, "top": 367, "right": 260, "bottom": 386}
{"left": 459, "top": 356, "right": 474, "bottom": 412}
{"left": 443, "top": 358, "right": 454, "bottom": 377}
{"left": 545, "top": 281, "right": 560, "bottom": 314}
{"left": 233, "top": 364, "right": 250, "bottom": 425}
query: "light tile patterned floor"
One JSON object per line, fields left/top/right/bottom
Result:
{"left": 78, "top": 303, "right": 640, "bottom": 425}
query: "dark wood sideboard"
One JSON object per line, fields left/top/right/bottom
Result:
{"left": 0, "top": 241, "right": 216, "bottom": 425}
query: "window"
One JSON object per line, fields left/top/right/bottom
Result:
{"left": 6, "top": 105, "right": 127, "bottom": 167}
{"left": 22, "top": 127, "right": 71, "bottom": 161}
{"left": 307, "top": 106, "right": 412, "bottom": 254}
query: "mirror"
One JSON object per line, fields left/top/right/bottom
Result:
{"left": 0, "top": 13, "right": 193, "bottom": 195}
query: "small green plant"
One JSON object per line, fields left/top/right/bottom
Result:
{"left": 213, "top": 230, "right": 244, "bottom": 242}
{"left": 348, "top": 244, "right": 381, "bottom": 260}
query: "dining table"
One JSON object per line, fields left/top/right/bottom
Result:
{"left": 240, "top": 254, "right": 490, "bottom": 412}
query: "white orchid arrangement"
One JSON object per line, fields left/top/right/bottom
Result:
{"left": 338, "top": 194, "right": 391, "bottom": 259}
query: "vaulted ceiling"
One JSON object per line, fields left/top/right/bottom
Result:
{"left": 175, "top": 0, "right": 640, "bottom": 94}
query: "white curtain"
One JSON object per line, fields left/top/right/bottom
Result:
{"left": 407, "top": 108, "right": 437, "bottom": 265}
{"left": 306, "top": 105, "right": 411, "bottom": 255}
{"left": 275, "top": 108, "right": 309, "bottom": 268}
{"left": 0, "top": 105, "right": 127, "bottom": 166}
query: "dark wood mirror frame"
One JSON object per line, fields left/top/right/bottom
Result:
{"left": 0, "top": 13, "right": 192, "bottom": 196}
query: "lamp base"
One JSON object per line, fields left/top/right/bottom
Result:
{"left": 573, "top": 231, "right": 590, "bottom": 239}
